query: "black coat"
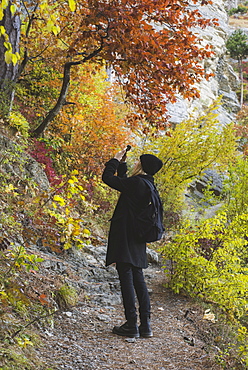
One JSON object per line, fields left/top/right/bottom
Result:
{"left": 102, "top": 158, "right": 154, "bottom": 268}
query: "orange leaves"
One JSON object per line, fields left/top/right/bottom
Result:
{"left": 45, "top": 63, "right": 131, "bottom": 176}
{"left": 96, "top": 0, "right": 216, "bottom": 125}
{"left": 15, "top": 0, "right": 218, "bottom": 135}
{"left": 39, "top": 293, "right": 50, "bottom": 306}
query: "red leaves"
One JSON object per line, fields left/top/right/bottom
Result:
{"left": 59, "top": 0, "right": 217, "bottom": 128}
{"left": 201, "top": 0, "right": 211, "bottom": 5}
{"left": 39, "top": 293, "right": 50, "bottom": 306}
{"left": 17, "top": 0, "right": 219, "bottom": 135}
{"left": 29, "top": 139, "right": 62, "bottom": 187}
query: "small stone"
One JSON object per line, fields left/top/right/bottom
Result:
{"left": 129, "top": 359, "right": 136, "bottom": 364}
{"left": 97, "top": 314, "right": 111, "bottom": 322}
{"left": 125, "top": 337, "right": 136, "bottom": 343}
{"left": 44, "top": 330, "right": 53, "bottom": 337}
{"left": 64, "top": 311, "right": 73, "bottom": 317}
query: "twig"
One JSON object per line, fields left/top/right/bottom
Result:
{"left": 11, "top": 308, "right": 60, "bottom": 338}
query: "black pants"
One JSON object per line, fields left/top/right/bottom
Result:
{"left": 116, "top": 262, "right": 151, "bottom": 324}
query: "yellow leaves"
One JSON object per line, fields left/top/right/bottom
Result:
{"left": 68, "top": 176, "right": 79, "bottom": 184}
{"left": 4, "top": 50, "right": 12, "bottom": 64}
{"left": 16, "top": 335, "right": 34, "bottom": 348}
{"left": 63, "top": 242, "right": 72, "bottom": 250}
{"left": 71, "top": 170, "right": 79, "bottom": 175}
{"left": 1, "top": 0, "right": 8, "bottom": 10}
{"left": 144, "top": 98, "right": 238, "bottom": 212}
{"left": 9, "top": 110, "right": 29, "bottom": 135}
{"left": 238, "top": 326, "right": 247, "bottom": 336}
{"left": 46, "top": 17, "right": 55, "bottom": 33}
{"left": 10, "top": 3, "right": 16, "bottom": 15}
{"left": 5, "top": 184, "right": 17, "bottom": 193}
{"left": 44, "top": 171, "right": 91, "bottom": 250}
{"left": 68, "top": 0, "right": 76, "bottom": 12}
{"left": 36, "top": 6, "right": 61, "bottom": 36}
{"left": 161, "top": 211, "right": 248, "bottom": 321}
{"left": 4, "top": 41, "right": 20, "bottom": 65}
{"left": 40, "top": 0, "right": 48, "bottom": 11}
{"left": 0, "top": 291, "right": 8, "bottom": 300}
{"left": 11, "top": 52, "right": 20, "bottom": 65}
{"left": 60, "top": 218, "right": 90, "bottom": 250}
{"left": 82, "top": 228, "right": 91, "bottom": 236}
{"left": 46, "top": 19, "right": 61, "bottom": 35}
{"left": 65, "top": 218, "right": 87, "bottom": 237}
{"left": 53, "top": 195, "right": 66, "bottom": 206}
{"left": 3, "top": 36, "right": 20, "bottom": 65}
{"left": 0, "top": 25, "right": 5, "bottom": 35}
{"left": 52, "top": 24, "right": 61, "bottom": 36}
{"left": 4, "top": 183, "right": 19, "bottom": 198}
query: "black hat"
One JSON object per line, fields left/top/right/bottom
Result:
{"left": 140, "top": 154, "right": 163, "bottom": 175}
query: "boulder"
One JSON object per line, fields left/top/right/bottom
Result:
{"left": 189, "top": 169, "right": 223, "bottom": 198}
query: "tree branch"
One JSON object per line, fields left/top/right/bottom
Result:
{"left": 11, "top": 309, "right": 60, "bottom": 338}
{"left": 31, "top": 38, "right": 105, "bottom": 137}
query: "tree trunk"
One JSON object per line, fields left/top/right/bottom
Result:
{"left": 0, "top": 2, "right": 21, "bottom": 116}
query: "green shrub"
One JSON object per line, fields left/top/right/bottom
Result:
{"left": 160, "top": 211, "right": 248, "bottom": 365}
{"left": 228, "top": 5, "right": 248, "bottom": 16}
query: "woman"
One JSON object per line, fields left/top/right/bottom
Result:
{"left": 102, "top": 148, "right": 163, "bottom": 338}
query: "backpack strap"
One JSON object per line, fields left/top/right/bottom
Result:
{"left": 141, "top": 177, "right": 155, "bottom": 191}
{"left": 141, "top": 178, "right": 163, "bottom": 209}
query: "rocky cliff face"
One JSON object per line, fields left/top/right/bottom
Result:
{"left": 167, "top": 0, "right": 240, "bottom": 126}
{"left": 0, "top": 134, "right": 49, "bottom": 190}
{"left": 225, "top": 0, "right": 242, "bottom": 10}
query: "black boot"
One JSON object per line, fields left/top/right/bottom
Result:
{"left": 139, "top": 318, "right": 153, "bottom": 338}
{"left": 112, "top": 321, "right": 140, "bottom": 338}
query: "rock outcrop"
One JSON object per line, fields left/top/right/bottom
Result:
{"left": 0, "top": 134, "right": 49, "bottom": 190}
{"left": 189, "top": 169, "right": 223, "bottom": 199}
{"left": 167, "top": 0, "right": 240, "bottom": 126}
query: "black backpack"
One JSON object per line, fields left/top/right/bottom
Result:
{"left": 134, "top": 178, "right": 164, "bottom": 243}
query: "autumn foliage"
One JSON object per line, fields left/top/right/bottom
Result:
{"left": 2, "top": 3, "right": 248, "bottom": 367}
{"left": 1, "top": 0, "right": 218, "bottom": 135}
{"left": 24, "top": 64, "right": 131, "bottom": 178}
{"left": 62, "top": 0, "right": 217, "bottom": 129}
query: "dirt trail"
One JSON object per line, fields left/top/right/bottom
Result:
{"left": 34, "top": 249, "right": 222, "bottom": 370}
